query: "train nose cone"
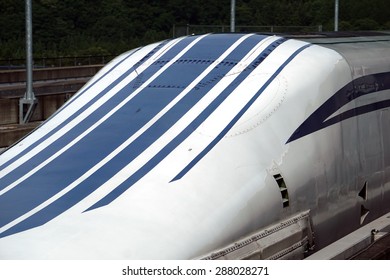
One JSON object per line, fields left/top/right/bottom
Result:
{"left": 0, "top": 33, "right": 316, "bottom": 259}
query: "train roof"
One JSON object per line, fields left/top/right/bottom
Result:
{"left": 280, "top": 31, "right": 390, "bottom": 74}
{"left": 280, "top": 31, "right": 390, "bottom": 42}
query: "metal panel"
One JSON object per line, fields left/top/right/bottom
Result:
{"left": 198, "top": 211, "right": 313, "bottom": 260}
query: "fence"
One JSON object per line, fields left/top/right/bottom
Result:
{"left": 173, "top": 24, "right": 323, "bottom": 37}
{"left": 0, "top": 54, "right": 117, "bottom": 70}
{"left": 1, "top": 25, "right": 324, "bottom": 68}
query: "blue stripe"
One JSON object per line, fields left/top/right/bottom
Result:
{"left": 171, "top": 44, "right": 312, "bottom": 181}
{"left": 0, "top": 37, "right": 198, "bottom": 190}
{"left": 86, "top": 37, "right": 288, "bottom": 211}
{"left": 0, "top": 34, "right": 258, "bottom": 236}
{"left": 286, "top": 71, "right": 390, "bottom": 143}
{"left": 330, "top": 99, "right": 390, "bottom": 123}
{"left": 0, "top": 48, "right": 143, "bottom": 171}
{"left": 0, "top": 34, "right": 213, "bottom": 227}
{"left": 0, "top": 41, "right": 167, "bottom": 172}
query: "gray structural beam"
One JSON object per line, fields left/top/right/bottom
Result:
{"left": 230, "top": 0, "right": 235, "bottom": 32}
{"left": 334, "top": 0, "right": 339, "bottom": 32}
{"left": 20, "top": 0, "right": 37, "bottom": 124}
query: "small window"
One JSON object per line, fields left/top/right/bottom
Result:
{"left": 273, "top": 174, "right": 289, "bottom": 208}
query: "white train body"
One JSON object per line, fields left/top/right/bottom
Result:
{"left": 0, "top": 33, "right": 389, "bottom": 259}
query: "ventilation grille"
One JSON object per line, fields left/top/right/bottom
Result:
{"left": 273, "top": 174, "right": 289, "bottom": 208}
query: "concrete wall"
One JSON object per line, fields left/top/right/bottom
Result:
{"left": 0, "top": 93, "right": 74, "bottom": 147}
{"left": 0, "top": 91, "right": 76, "bottom": 125}
{"left": 0, "top": 65, "right": 103, "bottom": 83}
{"left": 0, "top": 65, "right": 103, "bottom": 125}
{"left": 0, "top": 65, "right": 103, "bottom": 147}
{"left": 0, "top": 122, "right": 41, "bottom": 148}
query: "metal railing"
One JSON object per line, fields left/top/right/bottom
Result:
{"left": 0, "top": 54, "right": 117, "bottom": 70}
{"left": 173, "top": 24, "right": 323, "bottom": 38}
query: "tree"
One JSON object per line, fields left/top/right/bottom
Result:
{"left": 0, "top": 0, "right": 389, "bottom": 60}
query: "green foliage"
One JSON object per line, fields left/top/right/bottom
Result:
{"left": 339, "top": 21, "right": 354, "bottom": 31}
{"left": 0, "top": 0, "right": 389, "bottom": 60}
{"left": 354, "top": 18, "right": 380, "bottom": 31}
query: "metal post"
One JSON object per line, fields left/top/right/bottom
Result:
{"left": 25, "top": 0, "right": 33, "bottom": 101}
{"left": 230, "top": 0, "right": 235, "bottom": 32}
{"left": 20, "top": 0, "right": 37, "bottom": 124}
{"left": 334, "top": 0, "right": 339, "bottom": 32}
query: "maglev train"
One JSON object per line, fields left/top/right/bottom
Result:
{"left": 0, "top": 32, "right": 389, "bottom": 259}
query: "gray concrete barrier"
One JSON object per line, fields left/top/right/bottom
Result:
{"left": 0, "top": 65, "right": 103, "bottom": 84}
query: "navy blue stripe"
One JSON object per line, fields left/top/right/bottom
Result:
{"left": 61, "top": 39, "right": 170, "bottom": 111}
{"left": 0, "top": 34, "right": 253, "bottom": 234}
{"left": 172, "top": 44, "right": 312, "bottom": 181}
{"left": 86, "top": 37, "right": 288, "bottom": 211}
{"left": 0, "top": 48, "right": 143, "bottom": 171}
{"left": 0, "top": 41, "right": 167, "bottom": 172}
{"left": 327, "top": 99, "right": 390, "bottom": 126}
{"left": 0, "top": 36, "right": 207, "bottom": 227}
{"left": 0, "top": 37, "right": 198, "bottom": 190}
{"left": 286, "top": 72, "right": 390, "bottom": 143}
{"left": 0, "top": 34, "right": 263, "bottom": 238}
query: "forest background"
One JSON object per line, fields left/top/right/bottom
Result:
{"left": 0, "top": 0, "right": 389, "bottom": 61}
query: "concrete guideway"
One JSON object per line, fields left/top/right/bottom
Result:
{"left": 306, "top": 212, "right": 390, "bottom": 260}
{"left": 0, "top": 65, "right": 103, "bottom": 147}
{"left": 0, "top": 122, "right": 41, "bottom": 149}
{"left": 0, "top": 65, "right": 103, "bottom": 84}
